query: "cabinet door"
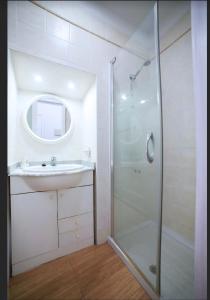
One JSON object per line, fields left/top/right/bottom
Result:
{"left": 11, "top": 191, "right": 58, "bottom": 264}
{"left": 58, "top": 186, "right": 93, "bottom": 219}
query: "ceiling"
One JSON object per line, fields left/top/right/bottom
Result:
{"left": 35, "top": 0, "right": 190, "bottom": 54}
{"left": 11, "top": 50, "right": 96, "bottom": 100}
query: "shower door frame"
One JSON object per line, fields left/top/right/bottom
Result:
{"left": 109, "top": 1, "right": 164, "bottom": 298}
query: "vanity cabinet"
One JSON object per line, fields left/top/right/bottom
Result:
{"left": 11, "top": 191, "right": 58, "bottom": 264}
{"left": 10, "top": 170, "right": 94, "bottom": 275}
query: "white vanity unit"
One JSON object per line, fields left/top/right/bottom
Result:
{"left": 9, "top": 163, "right": 94, "bottom": 275}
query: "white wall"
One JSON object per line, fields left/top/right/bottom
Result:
{"left": 8, "top": 0, "right": 119, "bottom": 244}
{"left": 8, "top": 49, "right": 18, "bottom": 280}
{"left": 82, "top": 82, "right": 97, "bottom": 163}
{"left": 15, "top": 89, "right": 84, "bottom": 162}
{"left": 160, "top": 16, "right": 195, "bottom": 244}
{"left": 9, "top": 84, "right": 97, "bottom": 164}
{"left": 8, "top": 49, "right": 19, "bottom": 165}
{"left": 191, "top": 2, "right": 207, "bottom": 299}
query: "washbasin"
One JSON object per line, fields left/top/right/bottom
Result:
{"left": 9, "top": 162, "right": 94, "bottom": 191}
{"left": 22, "top": 163, "right": 84, "bottom": 173}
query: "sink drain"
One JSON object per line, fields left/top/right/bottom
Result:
{"left": 149, "top": 264, "right": 156, "bottom": 274}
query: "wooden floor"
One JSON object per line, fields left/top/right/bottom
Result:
{"left": 9, "top": 243, "right": 150, "bottom": 300}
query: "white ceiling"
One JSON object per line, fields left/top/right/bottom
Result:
{"left": 35, "top": 0, "right": 190, "bottom": 54}
{"left": 11, "top": 50, "right": 96, "bottom": 100}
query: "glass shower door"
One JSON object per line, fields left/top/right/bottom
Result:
{"left": 111, "top": 2, "right": 163, "bottom": 293}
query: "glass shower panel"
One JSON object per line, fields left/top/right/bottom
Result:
{"left": 112, "top": 2, "right": 162, "bottom": 292}
{"left": 158, "top": 2, "right": 195, "bottom": 299}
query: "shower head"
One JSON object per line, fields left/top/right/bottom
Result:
{"left": 129, "top": 60, "right": 151, "bottom": 81}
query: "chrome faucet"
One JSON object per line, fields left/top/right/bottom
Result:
{"left": 50, "top": 156, "right": 57, "bottom": 166}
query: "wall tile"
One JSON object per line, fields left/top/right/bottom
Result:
{"left": 88, "top": 35, "right": 119, "bottom": 73}
{"left": 40, "top": 34, "right": 69, "bottom": 62}
{"left": 160, "top": 30, "right": 195, "bottom": 243}
{"left": 162, "top": 185, "right": 195, "bottom": 242}
{"left": 46, "top": 12, "right": 70, "bottom": 41}
{"left": 8, "top": 1, "right": 17, "bottom": 45}
{"left": 67, "top": 43, "right": 92, "bottom": 72}
{"left": 15, "top": 21, "right": 44, "bottom": 55}
{"left": 17, "top": 1, "right": 45, "bottom": 32}
{"left": 70, "top": 24, "right": 92, "bottom": 47}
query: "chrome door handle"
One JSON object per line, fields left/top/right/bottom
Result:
{"left": 146, "top": 132, "right": 154, "bottom": 163}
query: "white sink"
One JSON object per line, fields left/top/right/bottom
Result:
{"left": 9, "top": 162, "right": 94, "bottom": 191}
{"left": 22, "top": 163, "right": 84, "bottom": 173}
{"left": 21, "top": 172, "right": 87, "bottom": 191}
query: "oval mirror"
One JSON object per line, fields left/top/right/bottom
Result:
{"left": 26, "top": 95, "right": 72, "bottom": 142}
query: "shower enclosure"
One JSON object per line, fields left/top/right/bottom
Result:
{"left": 110, "top": 2, "right": 194, "bottom": 299}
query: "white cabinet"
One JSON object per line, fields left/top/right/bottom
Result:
{"left": 58, "top": 186, "right": 94, "bottom": 250}
{"left": 58, "top": 186, "right": 93, "bottom": 219}
{"left": 58, "top": 212, "right": 94, "bottom": 249}
{"left": 58, "top": 213, "right": 93, "bottom": 233}
{"left": 10, "top": 170, "right": 94, "bottom": 275}
{"left": 11, "top": 191, "right": 58, "bottom": 264}
{"left": 59, "top": 226, "right": 93, "bottom": 248}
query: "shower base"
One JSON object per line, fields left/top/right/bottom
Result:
{"left": 110, "top": 222, "right": 194, "bottom": 300}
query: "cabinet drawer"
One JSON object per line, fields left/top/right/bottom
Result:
{"left": 58, "top": 213, "right": 93, "bottom": 234}
{"left": 58, "top": 186, "right": 93, "bottom": 219}
{"left": 59, "top": 226, "right": 93, "bottom": 248}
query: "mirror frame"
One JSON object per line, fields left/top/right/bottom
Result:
{"left": 22, "top": 94, "right": 73, "bottom": 144}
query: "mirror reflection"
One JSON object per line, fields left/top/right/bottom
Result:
{"left": 27, "top": 97, "right": 71, "bottom": 140}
